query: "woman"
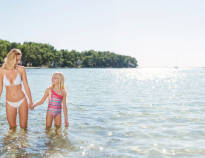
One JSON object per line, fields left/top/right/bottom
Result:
{"left": 0, "top": 48, "right": 33, "bottom": 130}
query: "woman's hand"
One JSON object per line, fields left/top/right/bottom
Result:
{"left": 29, "top": 102, "right": 34, "bottom": 110}
{"left": 31, "top": 104, "right": 35, "bottom": 110}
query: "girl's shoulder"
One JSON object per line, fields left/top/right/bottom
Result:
{"left": 62, "top": 89, "right": 67, "bottom": 96}
{"left": 45, "top": 87, "right": 52, "bottom": 93}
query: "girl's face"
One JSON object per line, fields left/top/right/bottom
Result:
{"left": 52, "top": 74, "right": 61, "bottom": 85}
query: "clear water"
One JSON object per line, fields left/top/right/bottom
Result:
{"left": 0, "top": 67, "right": 205, "bottom": 158}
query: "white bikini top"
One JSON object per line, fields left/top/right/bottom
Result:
{"left": 3, "top": 72, "right": 22, "bottom": 86}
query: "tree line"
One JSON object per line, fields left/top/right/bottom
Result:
{"left": 0, "top": 39, "right": 138, "bottom": 68}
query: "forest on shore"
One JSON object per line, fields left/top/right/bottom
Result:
{"left": 0, "top": 39, "right": 138, "bottom": 68}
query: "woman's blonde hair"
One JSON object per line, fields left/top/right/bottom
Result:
{"left": 3, "top": 48, "right": 22, "bottom": 70}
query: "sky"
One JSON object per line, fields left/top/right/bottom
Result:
{"left": 0, "top": 0, "right": 204, "bottom": 67}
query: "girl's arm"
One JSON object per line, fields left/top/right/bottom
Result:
{"left": 62, "top": 90, "right": 69, "bottom": 127}
{"left": 33, "top": 88, "right": 49, "bottom": 108}
{"left": 21, "top": 66, "right": 33, "bottom": 109}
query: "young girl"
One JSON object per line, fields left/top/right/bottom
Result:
{"left": 33, "top": 72, "right": 69, "bottom": 129}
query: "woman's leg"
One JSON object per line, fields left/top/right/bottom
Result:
{"left": 46, "top": 111, "right": 53, "bottom": 130}
{"left": 6, "top": 103, "right": 17, "bottom": 130}
{"left": 18, "top": 98, "right": 28, "bottom": 130}
{"left": 54, "top": 114, "right": 61, "bottom": 129}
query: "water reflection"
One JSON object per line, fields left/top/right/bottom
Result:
{"left": 0, "top": 127, "right": 75, "bottom": 158}
{"left": 43, "top": 128, "right": 73, "bottom": 158}
{"left": 1, "top": 129, "right": 29, "bottom": 158}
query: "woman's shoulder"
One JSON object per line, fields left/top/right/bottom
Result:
{"left": 16, "top": 66, "right": 25, "bottom": 77}
{"left": 17, "top": 65, "right": 25, "bottom": 70}
{"left": 17, "top": 65, "right": 26, "bottom": 73}
{"left": 0, "top": 66, "right": 4, "bottom": 71}
{"left": 0, "top": 67, "right": 4, "bottom": 76}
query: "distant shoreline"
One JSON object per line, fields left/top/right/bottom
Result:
{"left": 25, "top": 66, "right": 48, "bottom": 69}
{"left": 25, "top": 66, "right": 138, "bottom": 69}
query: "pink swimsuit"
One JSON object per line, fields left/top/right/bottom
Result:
{"left": 47, "top": 89, "right": 63, "bottom": 117}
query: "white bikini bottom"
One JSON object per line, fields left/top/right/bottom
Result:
{"left": 7, "top": 97, "right": 25, "bottom": 108}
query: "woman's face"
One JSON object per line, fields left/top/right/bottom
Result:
{"left": 52, "top": 74, "right": 60, "bottom": 85}
{"left": 16, "top": 55, "right": 22, "bottom": 65}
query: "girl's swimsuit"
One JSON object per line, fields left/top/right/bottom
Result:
{"left": 47, "top": 89, "right": 63, "bottom": 117}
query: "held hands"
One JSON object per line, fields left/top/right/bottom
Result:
{"left": 31, "top": 104, "right": 36, "bottom": 110}
{"left": 28, "top": 101, "right": 37, "bottom": 110}
{"left": 29, "top": 101, "right": 34, "bottom": 110}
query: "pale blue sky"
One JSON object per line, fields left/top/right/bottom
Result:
{"left": 0, "top": 0, "right": 204, "bottom": 66}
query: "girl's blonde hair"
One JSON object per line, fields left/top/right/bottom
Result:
{"left": 51, "top": 72, "right": 65, "bottom": 90}
{"left": 48, "top": 72, "right": 65, "bottom": 100}
{"left": 3, "top": 48, "right": 22, "bottom": 70}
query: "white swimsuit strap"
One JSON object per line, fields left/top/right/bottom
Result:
{"left": 3, "top": 72, "right": 11, "bottom": 86}
{"left": 4, "top": 71, "right": 22, "bottom": 86}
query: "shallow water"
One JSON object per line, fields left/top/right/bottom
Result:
{"left": 0, "top": 67, "right": 205, "bottom": 157}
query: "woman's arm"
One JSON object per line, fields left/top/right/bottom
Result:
{"left": 0, "top": 69, "right": 3, "bottom": 97}
{"left": 33, "top": 88, "right": 49, "bottom": 108}
{"left": 21, "top": 66, "right": 33, "bottom": 108}
{"left": 62, "top": 90, "right": 69, "bottom": 127}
